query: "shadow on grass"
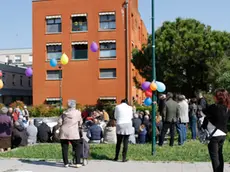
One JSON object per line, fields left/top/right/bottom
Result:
{"left": 90, "top": 152, "right": 111, "bottom": 160}
{"left": 19, "top": 159, "right": 63, "bottom": 168}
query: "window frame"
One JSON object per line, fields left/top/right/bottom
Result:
{"left": 71, "top": 14, "right": 88, "bottom": 32}
{"left": 46, "top": 70, "right": 62, "bottom": 80}
{"left": 99, "top": 41, "right": 116, "bottom": 59}
{"left": 99, "top": 68, "right": 117, "bottom": 79}
{"left": 99, "top": 13, "right": 116, "bottom": 30}
{"left": 14, "top": 55, "right": 21, "bottom": 63}
{"left": 72, "top": 42, "right": 88, "bottom": 60}
{"left": 46, "top": 44, "right": 62, "bottom": 60}
{"left": 46, "top": 16, "right": 62, "bottom": 34}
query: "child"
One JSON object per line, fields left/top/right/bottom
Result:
{"left": 138, "top": 124, "right": 147, "bottom": 144}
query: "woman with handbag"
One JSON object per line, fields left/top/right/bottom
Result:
{"left": 57, "top": 99, "right": 83, "bottom": 168}
{"left": 202, "top": 89, "right": 230, "bottom": 172}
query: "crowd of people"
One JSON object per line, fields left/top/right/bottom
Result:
{"left": 0, "top": 89, "right": 229, "bottom": 172}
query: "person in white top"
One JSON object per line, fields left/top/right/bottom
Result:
{"left": 114, "top": 99, "right": 133, "bottom": 162}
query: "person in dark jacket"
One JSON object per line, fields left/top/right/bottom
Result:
{"left": 159, "top": 92, "right": 179, "bottom": 147}
{"left": 87, "top": 119, "right": 103, "bottom": 143}
{"left": 11, "top": 121, "right": 28, "bottom": 148}
{"left": 52, "top": 124, "right": 60, "bottom": 143}
{"left": 0, "top": 107, "right": 12, "bottom": 152}
{"left": 138, "top": 124, "right": 147, "bottom": 144}
{"left": 37, "top": 120, "right": 52, "bottom": 143}
{"left": 132, "top": 113, "right": 142, "bottom": 134}
{"left": 202, "top": 89, "right": 230, "bottom": 172}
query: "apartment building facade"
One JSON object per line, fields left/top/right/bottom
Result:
{"left": 0, "top": 63, "right": 32, "bottom": 105}
{"left": 32, "top": 0, "right": 147, "bottom": 106}
{"left": 0, "top": 48, "right": 33, "bottom": 67}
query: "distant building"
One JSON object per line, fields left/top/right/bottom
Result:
{"left": 0, "top": 63, "right": 32, "bottom": 105}
{"left": 0, "top": 48, "right": 32, "bottom": 67}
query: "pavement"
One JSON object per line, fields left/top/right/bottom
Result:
{"left": 1, "top": 159, "right": 230, "bottom": 172}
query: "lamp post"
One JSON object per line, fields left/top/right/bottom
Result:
{"left": 50, "top": 53, "right": 68, "bottom": 114}
{"left": 151, "top": 0, "right": 156, "bottom": 155}
{"left": 58, "top": 65, "right": 62, "bottom": 113}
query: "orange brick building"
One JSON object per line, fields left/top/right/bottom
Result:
{"left": 32, "top": 0, "right": 147, "bottom": 106}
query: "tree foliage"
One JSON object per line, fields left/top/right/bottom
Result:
{"left": 132, "top": 18, "right": 230, "bottom": 96}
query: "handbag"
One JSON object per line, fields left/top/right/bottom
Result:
{"left": 198, "top": 125, "right": 217, "bottom": 144}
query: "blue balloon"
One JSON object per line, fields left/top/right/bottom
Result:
{"left": 156, "top": 81, "right": 166, "bottom": 93}
{"left": 144, "top": 97, "right": 152, "bottom": 106}
{"left": 50, "top": 58, "right": 57, "bottom": 67}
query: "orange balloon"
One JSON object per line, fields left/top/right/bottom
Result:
{"left": 150, "top": 82, "right": 157, "bottom": 91}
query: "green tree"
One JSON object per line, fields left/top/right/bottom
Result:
{"left": 132, "top": 18, "right": 230, "bottom": 96}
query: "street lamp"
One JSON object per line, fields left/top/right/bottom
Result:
{"left": 151, "top": 0, "right": 156, "bottom": 155}
{"left": 49, "top": 53, "right": 69, "bottom": 114}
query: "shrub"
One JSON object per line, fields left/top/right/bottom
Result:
{"left": 28, "top": 105, "right": 63, "bottom": 117}
{"left": 9, "top": 101, "right": 25, "bottom": 110}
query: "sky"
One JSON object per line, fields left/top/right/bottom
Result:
{"left": 0, "top": 0, "right": 230, "bottom": 49}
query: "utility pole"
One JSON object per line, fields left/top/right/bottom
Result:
{"left": 151, "top": 0, "right": 157, "bottom": 155}
{"left": 124, "top": 0, "right": 129, "bottom": 103}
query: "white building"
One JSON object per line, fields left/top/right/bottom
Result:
{"left": 0, "top": 48, "right": 32, "bottom": 67}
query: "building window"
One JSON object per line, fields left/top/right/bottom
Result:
{"left": 46, "top": 44, "right": 62, "bottom": 60}
{"left": 99, "top": 41, "right": 116, "bottom": 59}
{"left": 12, "top": 74, "right": 15, "bottom": 86}
{"left": 20, "top": 76, "right": 23, "bottom": 86}
{"left": 28, "top": 77, "right": 31, "bottom": 87}
{"left": 99, "top": 12, "right": 116, "bottom": 30}
{"left": 46, "top": 16, "right": 62, "bottom": 33}
{"left": 29, "top": 55, "right": 32, "bottom": 62}
{"left": 14, "top": 55, "right": 21, "bottom": 63}
{"left": 72, "top": 42, "right": 88, "bottom": 60}
{"left": 46, "top": 70, "right": 62, "bottom": 80}
{"left": 100, "top": 68, "right": 116, "bottom": 79}
{"left": 72, "top": 14, "right": 88, "bottom": 32}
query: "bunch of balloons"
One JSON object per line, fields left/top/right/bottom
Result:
{"left": 50, "top": 53, "right": 69, "bottom": 67}
{"left": 142, "top": 81, "right": 166, "bottom": 106}
{"left": 0, "top": 70, "right": 3, "bottom": 89}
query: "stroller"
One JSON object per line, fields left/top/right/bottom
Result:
{"left": 72, "top": 138, "right": 90, "bottom": 166}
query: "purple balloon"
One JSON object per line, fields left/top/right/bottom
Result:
{"left": 141, "top": 81, "right": 151, "bottom": 91}
{"left": 90, "top": 42, "right": 98, "bottom": 52}
{"left": 25, "top": 67, "right": 33, "bottom": 77}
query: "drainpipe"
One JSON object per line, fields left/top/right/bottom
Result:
{"left": 124, "top": 0, "right": 129, "bottom": 104}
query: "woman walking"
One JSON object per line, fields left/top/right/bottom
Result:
{"left": 58, "top": 100, "right": 83, "bottom": 168}
{"left": 202, "top": 89, "right": 230, "bottom": 172}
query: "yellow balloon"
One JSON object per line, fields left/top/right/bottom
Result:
{"left": 0, "top": 79, "right": 4, "bottom": 89}
{"left": 61, "top": 53, "right": 69, "bottom": 65}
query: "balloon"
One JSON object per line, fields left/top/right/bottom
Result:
{"left": 60, "top": 53, "right": 69, "bottom": 65}
{"left": 141, "top": 81, "right": 151, "bottom": 91}
{"left": 25, "top": 67, "right": 33, "bottom": 77}
{"left": 0, "top": 71, "right": 2, "bottom": 77}
{"left": 50, "top": 58, "right": 57, "bottom": 67}
{"left": 0, "top": 79, "right": 4, "bottom": 89}
{"left": 145, "top": 89, "right": 152, "bottom": 97}
{"left": 90, "top": 42, "right": 98, "bottom": 52}
{"left": 156, "top": 81, "right": 166, "bottom": 92}
{"left": 144, "top": 97, "right": 152, "bottom": 106}
{"left": 150, "top": 82, "right": 157, "bottom": 91}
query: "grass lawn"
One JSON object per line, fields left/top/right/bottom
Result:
{"left": 0, "top": 140, "right": 230, "bottom": 162}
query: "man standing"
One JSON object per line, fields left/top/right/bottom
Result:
{"left": 177, "top": 95, "right": 189, "bottom": 145}
{"left": 114, "top": 99, "right": 133, "bottom": 162}
{"left": 159, "top": 92, "right": 179, "bottom": 147}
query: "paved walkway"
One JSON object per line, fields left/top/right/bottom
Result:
{"left": 0, "top": 159, "right": 230, "bottom": 172}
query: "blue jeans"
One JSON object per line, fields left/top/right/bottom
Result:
{"left": 190, "top": 116, "right": 197, "bottom": 140}
{"left": 176, "top": 123, "right": 186, "bottom": 145}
